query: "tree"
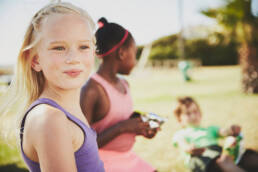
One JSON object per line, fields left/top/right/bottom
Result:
{"left": 202, "top": 0, "right": 258, "bottom": 93}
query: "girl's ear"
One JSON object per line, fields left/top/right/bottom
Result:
{"left": 31, "top": 55, "right": 42, "bottom": 72}
{"left": 118, "top": 47, "right": 126, "bottom": 60}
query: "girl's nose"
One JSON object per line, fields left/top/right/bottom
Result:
{"left": 65, "top": 49, "right": 79, "bottom": 64}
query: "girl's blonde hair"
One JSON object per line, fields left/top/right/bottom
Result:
{"left": 0, "top": 1, "right": 95, "bottom": 142}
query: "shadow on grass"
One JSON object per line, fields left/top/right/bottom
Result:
{"left": 0, "top": 164, "right": 28, "bottom": 172}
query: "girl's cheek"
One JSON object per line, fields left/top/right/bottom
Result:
{"left": 83, "top": 57, "right": 94, "bottom": 69}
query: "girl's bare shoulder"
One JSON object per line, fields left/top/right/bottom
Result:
{"left": 81, "top": 78, "right": 105, "bottom": 99}
{"left": 25, "top": 104, "right": 69, "bottom": 138}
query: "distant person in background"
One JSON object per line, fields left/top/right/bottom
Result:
{"left": 172, "top": 96, "right": 258, "bottom": 172}
{"left": 178, "top": 61, "right": 192, "bottom": 82}
{"left": 0, "top": 2, "right": 104, "bottom": 172}
{"left": 80, "top": 17, "right": 158, "bottom": 172}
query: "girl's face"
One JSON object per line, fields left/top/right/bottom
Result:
{"left": 33, "top": 13, "right": 94, "bottom": 90}
{"left": 118, "top": 40, "right": 137, "bottom": 75}
{"left": 179, "top": 103, "right": 202, "bottom": 127}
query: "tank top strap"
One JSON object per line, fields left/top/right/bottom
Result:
{"left": 91, "top": 73, "right": 113, "bottom": 91}
{"left": 20, "top": 98, "right": 86, "bottom": 142}
{"left": 91, "top": 73, "right": 129, "bottom": 95}
{"left": 20, "top": 98, "right": 43, "bottom": 142}
{"left": 120, "top": 77, "right": 130, "bottom": 90}
{"left": 19, "top": 98, "right": 104, "bottom": 172}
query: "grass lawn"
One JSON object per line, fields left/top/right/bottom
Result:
{"left": 129, "top": 66, "right": 258, "bottom": 172}
{"left": 0, "top": 65, "right": 257, "bottom": 172}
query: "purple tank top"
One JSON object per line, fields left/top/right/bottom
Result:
{"left": 20, "top": 98, "right": 105, "bottom": 172}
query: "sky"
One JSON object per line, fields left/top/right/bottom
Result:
{"left": 0, "top": 0, "right": 224, "bottom": 65}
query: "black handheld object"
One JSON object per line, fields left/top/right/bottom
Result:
{"left": 130, "top": 111, "right": 141, "bottom": 118}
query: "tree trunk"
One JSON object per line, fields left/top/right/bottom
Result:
{"left": 239, "top": 43, "right": 258, "bottom": 93}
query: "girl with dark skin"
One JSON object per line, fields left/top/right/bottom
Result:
{"left": 80, "top": 18, "right": 158, "bottom": 171}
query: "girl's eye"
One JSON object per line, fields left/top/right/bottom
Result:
{"left": 52, "top": 46, "right": 65, "bottom": 51}
{"left": 80, "top": 45, "right": 90, "bottom": 50}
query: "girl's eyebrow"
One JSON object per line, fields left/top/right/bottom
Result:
{"left": 79, "top": 40, "right": 93, "bottom": 43}
{"left": 49, "top": 41, "right": 66, "bottom": 45}
{"left": 49, "top": 40, "right": 92, "bottom": 44}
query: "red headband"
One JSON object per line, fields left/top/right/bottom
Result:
{"left": 98, "top": 30, "right": 129, "bottom": 57}
{"left": 98, "top": 21, "right": 104, "bottom": 28}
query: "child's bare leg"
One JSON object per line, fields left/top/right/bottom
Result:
{"left": 216, "top": 154, "right": 246, "bottom": 172}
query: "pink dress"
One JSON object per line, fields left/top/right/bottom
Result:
{"left": 91, "top": 73, "right": 155, "bottom": 172}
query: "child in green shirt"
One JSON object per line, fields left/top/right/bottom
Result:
{"left": 172, "top": 97, "right": 258, "bottom": 172}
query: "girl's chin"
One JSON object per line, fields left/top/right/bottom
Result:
{"left": 57, "top": 82, "right": 85, "bottom": 90}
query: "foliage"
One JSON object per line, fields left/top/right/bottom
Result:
{"left": 136, "top": 45, "right": 144, "bottom": 60}
{"left": 139, "top": 32, "right": 239, "bottom": 65}
{"left": 186, "top": 38, "right": 238, "bottom": 65}
{"left": 201, "top": 0, "right": 258, "bottom": 93}
{"left": 201, "top": 0, "right": 258, "bottom": 45}
{"left": 149, "top": 35, "right": 179, "bottom": 60}
{"left": 136, "top": 0, "right": 258, "bottom": 67}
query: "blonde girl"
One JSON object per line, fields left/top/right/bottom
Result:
{"left": 0, "top": 2, "right": 104, "bottom": 172}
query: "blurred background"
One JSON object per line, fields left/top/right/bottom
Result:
{"left": 0, "top": 0, "right": 258, "bottom": 171}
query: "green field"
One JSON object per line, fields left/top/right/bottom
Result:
{"left": 129, "top": 66, "right": 258, "bottom": 172}
{"left": 1, "top": 66, "right": 258, "bottom": 172}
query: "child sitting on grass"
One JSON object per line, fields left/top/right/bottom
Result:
{"left": 172, "top": 96, "right": 258, "bottom": 172}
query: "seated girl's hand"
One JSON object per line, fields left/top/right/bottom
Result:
{"left": 121, "top": 117, "right": 159, "bottom": 138}
{"left": 143, "top": 127, "right": 159, "bottom": 139}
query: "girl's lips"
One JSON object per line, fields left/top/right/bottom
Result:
{"left": 63, "top": 69, "right": 82, "bottom": 77}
